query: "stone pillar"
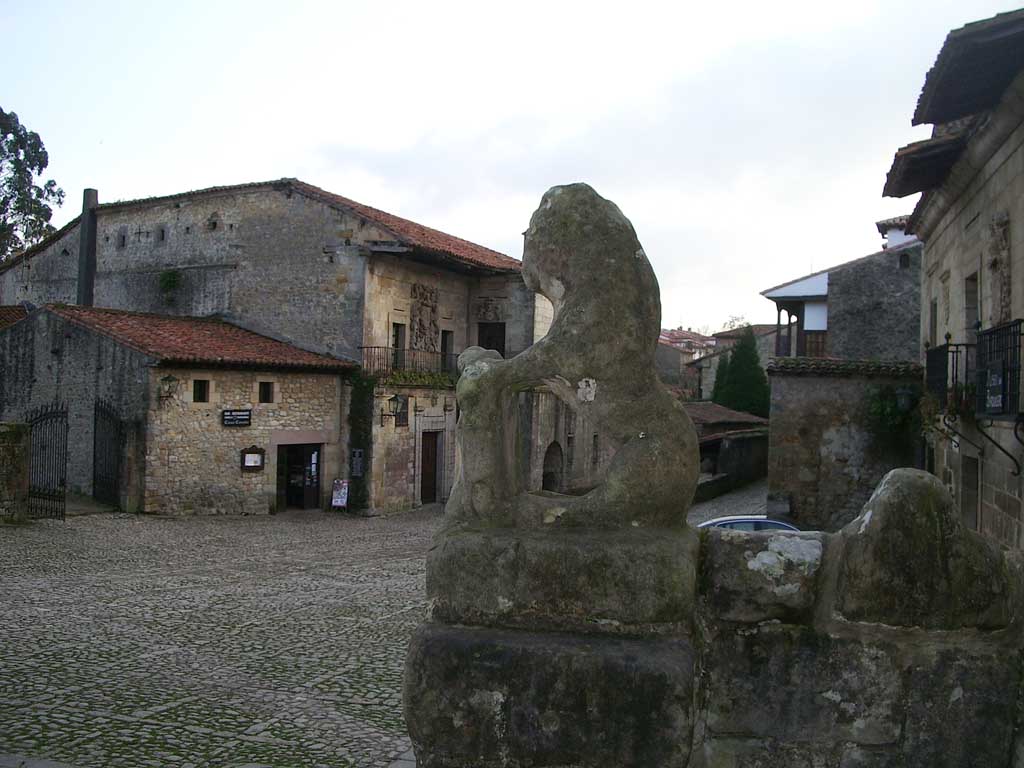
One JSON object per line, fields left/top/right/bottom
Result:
{"left": 0, "top": 423, "right": 30, "bottom": 522}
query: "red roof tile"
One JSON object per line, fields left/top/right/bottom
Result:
{"left": 682, "top": 401, "right": 768, "bottom": 427}
{"left": 47, "top": 305, "right": 356, "bottom": 372}
{"left": 767, "top": 357, "right": 922, "bottom": 378}
{"left": 287, "top": 180, "right": 522, "bottom": 273}
{"left": 0, "top": 305, "right": 28, "bottom": 331}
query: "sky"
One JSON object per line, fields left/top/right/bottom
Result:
{"left": 2, "top": 0, "right": 1016, "bottom": 332}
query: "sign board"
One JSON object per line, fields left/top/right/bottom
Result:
{"left": 331, "top": 479, "right": 349, "bottom": 509}
{"left": 240, "top": 445, "right": 265, "bottom": 472}
{"left": 987, "top": 372, "right": 1004, "bottom": 412}
{"left": 351, "top": 449, "right": 364, "bottom": 478}
{"left": 222, "top": 409, "right": 252, "bottom": 427}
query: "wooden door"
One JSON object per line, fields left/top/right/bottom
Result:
{"left": 477, "top": 322, "right": 506, "bottom": 357}
{"left": 421, "top": 432, "right": 439, "bottom": 503}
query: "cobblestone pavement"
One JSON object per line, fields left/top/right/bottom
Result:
{"left": 0, "top": 508, "right": 441, "bottom": 768}
{"left": 686, "top": 478, "right": 768, "bottom": 526}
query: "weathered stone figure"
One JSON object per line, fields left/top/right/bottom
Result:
{"left": 446, "top": 183, "right": 699, "bottom": 529}
{"left": 403, "top": 184, "right": 1024, "bottom": 768}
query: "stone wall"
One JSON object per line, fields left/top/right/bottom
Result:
{"left": 144, "top": 368, "right": 348, "bottom": 515}
{"left": 0, "top": 311, "right": 151, "bottom": 504}
{"left": 366, "top": 384, "right": 457, "bottom": 514}
{"left": 0, "top": 422, "right": 29, "bottom": 520}
{"left": 913, "top": 70, "right": 1024, "bottom": 550}
{"left": 828, "top": 242, "right": 922, "bottom": 361}
{"left": 768, "top": 365, "right": 921, "bottom": 530}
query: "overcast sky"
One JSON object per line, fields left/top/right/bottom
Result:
{"left": 2, "top": 1, "right": 1014, "bottom": 332}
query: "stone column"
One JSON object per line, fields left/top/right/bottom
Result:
{"left": 0, "top": 423, "right": 31, "bottom": 522}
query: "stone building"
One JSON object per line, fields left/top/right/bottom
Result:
{"left": 759, "top": 224, "right": 923, "bottom": 529}
{"left": 0, "top": 305, "right": 356, "bottom": 514}
{"left": 884, "top": 9, "right": 1024, "bottom": 547}
{"left": 0, "top": 178, "right": 552, "bottom": 513}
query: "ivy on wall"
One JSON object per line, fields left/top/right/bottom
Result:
{"left": 346, "top": 373, "right": 377, "bottom": 511}
{"left": 382, "top": 370, "right": 456, "bottom": 389}
{"left": 864, "top": 384, "right": 921, "bottom": 458}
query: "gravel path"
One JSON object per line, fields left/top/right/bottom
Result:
{"left": 686, "top": 478, "right": 768, "bottom": 526}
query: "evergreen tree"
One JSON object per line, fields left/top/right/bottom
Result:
{"left": 717, "top": 327, "right": 769, "bottom": 417}
{"left": 711, "top": 352, "right": 730, "bottom": 403}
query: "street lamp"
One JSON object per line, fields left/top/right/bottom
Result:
{"left": 381, "top": 394, "right": 405, "bottom": 426}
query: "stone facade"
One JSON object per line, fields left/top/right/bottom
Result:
{"left": 0, "top": 311, "right": 151, "bottom": 506}
{"left": 910, "top": 71, "right": 1024, "bottom": 549}
{"left": 144, "top": 368, "right": 348, "bottom": 515}
{"left": 0, "top": 422, "right": 29, "bottom": 520}
{"left": 828, "top": 242, "right": 922, "bottom": 360}
{"left": 367, "top": 384, "right": 456, "bottom": 513}
{"left": 767, "top": 361, "right": 922, "bottom": 530}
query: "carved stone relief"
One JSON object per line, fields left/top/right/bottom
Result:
{"left": 473, "top": 298, "right": 503, "bottom": 322}
{"left": 410, "top": 283, "right": 439, "bottom": 352}
{"left": 988, "top": 212, "right": 1011, "bottom": 326}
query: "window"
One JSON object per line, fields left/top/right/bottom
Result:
{"left": 395, "top": 395, "right": 409, "bottom": 427}
{"left": 592, "top": 434, "right": 599, "bottom": 468}
{"left": 965, "top": 272, "right": 979, "bottom": 342}
{"left": 899, "top": 252, "right": 910, "bottom": 269}
{"left": 392, "top": 323, "right": 407, "bottom": 371}
{"left": 258, "top": 381, "right": 274, "bottom": 403}
{"left": 804, "top": 331, "right": 828, "bottom": 358}
{"left": 440, "top": 330, "right": 454, "bottom": 372}
{"left": 193, "top": 379, "right": 210, "bottom": 403}
{"left": 929, "top": 299, "right": 938, "bottom": 347}
{"left": 117, "top": 232, "right": 127, "bottom": 248}
{"left": 158, "top": 227, "right": 166, "bottom": 242}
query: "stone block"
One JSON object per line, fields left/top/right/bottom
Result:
{"left": 427, "top": 526, "right": 698, "bottom": 633}
{"left": 702, "top": 626, "right": 901, "bottom": 745}
{"left": 700, "top": 529, "right": 825, "bottom": 623}
{"left": 836, "top": 469, "right": 1012, "bottom": 629}
{"left": 900, "top": 649, "right": 1018, "bottom": 767}
{"left": 404, "top": 623, "right": 695, "bottom": 768}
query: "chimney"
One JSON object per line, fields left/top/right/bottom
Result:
{"left": 875, "top": 215, "right": 914, "bottom": 250}
{"left": 76, "top": 189, "right": 98, "bottom": 306}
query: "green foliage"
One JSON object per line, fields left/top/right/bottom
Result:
{"left": 382, "top": 369, "right": 456, "bottom": 389}
{"left": 159, "top": 269, "right": 182, "bottom": 295}
{"left": 346, "top": 373, "right": 377, "bottom": 511}
{"left": 714, "top": 328, "right": 769, "bottom": 417}
{"left": 864, "top": 384, "right": 921, "bottom": 457}
{"left": 0, "top": 108, "right": 64, "bottom": 260}
{"left": 711, "top": 353, "right": 730, "bottom": 402}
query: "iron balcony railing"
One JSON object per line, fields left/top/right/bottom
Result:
{"left": 359, "top": 346, "right": 528, "bottom": 377}
{"left": 360, "top": 346, "right": 460, "bottom": 377}
{"left": 924, "top": 341, "right": 976, "bottom": 414}
{"left": 975, "top": 319, "right": 1023, "bottom": 417}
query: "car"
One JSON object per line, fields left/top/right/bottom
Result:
{"left": 696, "top": 515, "right": 800, "bottom": 532}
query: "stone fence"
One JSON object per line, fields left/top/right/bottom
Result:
{"left": 0, "top": 422, "right": 29, "bottom": 521}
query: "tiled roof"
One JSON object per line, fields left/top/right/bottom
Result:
{"left": 1, "top": 178, "right": 521, "bottom": 276}
{"left": 47, "top": 305, "right": 357, "bottom": 372}
{"left": 0, "top": 305, "right": 28, "bottom": 331}
{"left": 913, "top": 9, "right": 1024, "bottom": 126}
{"left": 767, "top": 357, "right": 922, "bottom": 378}
{"left": 682, "top": 401, "right": 768, "bottom": 427}
{"left": 286, "top": 180, "right": 521, "bottom": 273}
{"left": 883, "top": 128, "right": 972, "bottom": 198}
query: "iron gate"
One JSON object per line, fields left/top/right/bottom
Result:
{"left": 28, "top": 402, "right": 68, "bottom": 520}
{"left": 93, "top": 399, "right": 124, "bottom": 508}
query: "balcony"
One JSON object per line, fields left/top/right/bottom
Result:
{"left": 360, "top": 346, "right": 459, "bottom": 378}
{"left": 974, "top": 320, "right": 1022, "bottom": 417}
{"left": 924, "top": 340, "right": 976, "bottom": 414}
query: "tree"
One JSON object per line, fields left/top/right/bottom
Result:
{"left": 711, "top": 352, "right": 730, "bottom": 402}
{"left": 0, "top": 108, "right": 64, "bottom": 261}
{"left": 715, "top": 327, "right": 769, "bottom": 417}
{"left": 721, "top": 314, "right": 748, "bottom": 331}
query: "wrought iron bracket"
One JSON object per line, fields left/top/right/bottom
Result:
{"left": 1013, "top": 414, "right": 1024, "bottom": 453}
{"left": 941, "top": 414, "right": 984, "bottom": 455}
{"left": 971, "top": 416, "right": 1022, "bottom": 477}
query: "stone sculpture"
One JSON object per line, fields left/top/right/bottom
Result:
{"left": 403, "top": 184, "right": 1024, "bottom": 768}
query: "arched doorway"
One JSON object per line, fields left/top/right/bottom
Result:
{"left": 542, "top": 441, "right": 564, "bottom": 492}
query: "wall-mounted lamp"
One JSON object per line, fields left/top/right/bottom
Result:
{"left": 380, "top": 393, "right": 404, "bottom": 426}
{"left": 158, "top": 374, "right": 180, "bottom": 399}
{"left": 895, "top": 385, "right": 916, "bottom": 413}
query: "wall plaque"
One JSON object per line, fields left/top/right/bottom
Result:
{"left": 240, "top": 445, "right": 265, "bottom": 472}
{"left": 222, "top": 409, "right": 252, "bottom": 427}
